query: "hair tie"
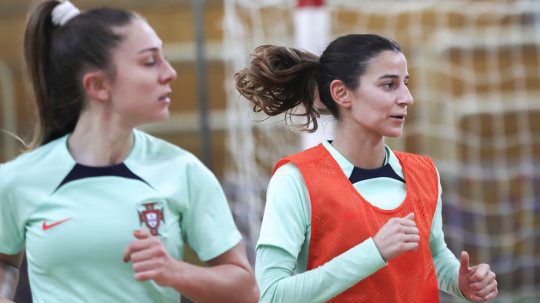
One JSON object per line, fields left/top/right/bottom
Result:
{"left": 51, "top": 1, "right": 80, "bottom": 26}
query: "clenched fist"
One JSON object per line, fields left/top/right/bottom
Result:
{"left": 373, "top": 213, "right": 420, "bottom": 261}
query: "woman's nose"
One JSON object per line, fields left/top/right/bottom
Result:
{"left": 398, "top": 85, "right": 413, "bottom": 106}
{"left": 161, "top": 60, "right": 177, "bottom": 83}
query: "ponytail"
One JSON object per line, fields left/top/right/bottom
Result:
{"left": 234, "top": 45, "right": 324, "bottom": 132}
{"left": 24, "top": 0, "right": 60, "bottom": 148}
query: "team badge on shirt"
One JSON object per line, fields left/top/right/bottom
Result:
{"left": 138, "top": 202, "right": 165, "bottom": 236}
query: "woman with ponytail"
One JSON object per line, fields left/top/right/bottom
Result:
{"left": 0, "top": 1, "right": 258, "bottom": 302}
{"left": 236, "top": 34, "right": 497, "bottom": 302}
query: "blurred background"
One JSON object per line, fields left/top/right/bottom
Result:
{"left": 1, "top": 0, "right": 539, "bottom": 302}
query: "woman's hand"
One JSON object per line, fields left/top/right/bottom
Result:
{"left": 372, "top": 213, "right": 420, "bottom": 261}
{"left": 123, "top": 230, "right": 258, "bottom": 303}
{"left": 458, "top": 251, "right": 498, "bottom": 302}
{"left": 123, "top": 229, "right": 181, "bottom": 287}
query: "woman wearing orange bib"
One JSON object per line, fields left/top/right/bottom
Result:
{"left": 235, "top": 34, "right": 498, "bottom": 302}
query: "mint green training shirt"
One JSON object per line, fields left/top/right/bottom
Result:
{"left": 256, "top": 141, "right": 467, "bottom": 303}
{"left": 0, "top": 130, "right": 242, "bottom": 303}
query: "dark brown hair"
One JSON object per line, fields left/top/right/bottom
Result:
{"left": 234, "top": 34, "right": 402, "bottom": 132}
{"left": 24, "top": 0, "right": 137, "bottom": 148}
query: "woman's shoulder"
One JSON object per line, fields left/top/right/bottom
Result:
{"left": 270, "top": 162, "right": 308, "bottom": 200}
{"left": 391, "top": 148, "right": 433, "bottom": 161}
{"left": 132, "top": 130, "right": 203, "bottom": 167}
{"left": 1, "top": 137, "right": 66, "bottom": 173}
{"left": 389, "top": 148, "right": 439, "bottom": 180}
{"left": 273, "top": 161, "right": 303, "bottom": 180}
{"left": 0, "top": 136, "right": 69, "bottom": 188}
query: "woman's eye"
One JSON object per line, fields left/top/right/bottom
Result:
{"left": 145, "top": 57, "right": 157, "bottom": 66}
{"left": 382, "top": 82, "right": 393, "bottom": 90}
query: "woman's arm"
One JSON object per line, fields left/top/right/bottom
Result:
{"left": 430, "top": 169, "right": 497, "bottom": 301}
{"left": 257, "top": 240, "right": 385, "bottom": 303}
{"left": 127, "top": 156, "right": 258, "bottom": 302}
{"left": 124, "top": 230, "right": 259, "bottom": 303}
{"left": 0, "top": 252, "right": 23, "bottom": 301}
{"left": 429, "top": 169, "right": 468, "bottom": 299}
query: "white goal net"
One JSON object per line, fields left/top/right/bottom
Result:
{"left": 223, "top": 1, "right": 540, "bottom": 301}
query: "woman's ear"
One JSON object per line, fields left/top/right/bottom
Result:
{"left": 82, "top": 71, "right": 111, "bottom": 101}
{"left": 330, "top": 79, "right": 352, "bottom": 109}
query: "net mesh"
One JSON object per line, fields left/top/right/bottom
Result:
{"left": 223, "top": 1, "right": 540, "bottom": 301}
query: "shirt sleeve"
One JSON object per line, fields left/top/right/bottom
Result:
{"left": 257, "top": 163, "right": 308, "bottom": 256}
{"left": 0, "top": 164, "right": 25, "bottom": 254}
{"left": 256, "top": 163, "right": 386, "bottom": 303}
{"left": 182, "top": 158, "right": 242, "bottom": 261}
{"left": 430, "top": 168, "right": 469, "bottom": 301}
{"left": 257, "top": 241, "right": 386, "bottom": 303}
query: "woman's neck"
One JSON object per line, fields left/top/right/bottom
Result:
{"left": 332, "top": 124, "right": 386, "bottom": 169}
{"left": 68, "top": 112, "right": 134, "bottom": 166}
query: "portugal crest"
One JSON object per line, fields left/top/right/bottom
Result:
{"left": 138, "top": 202, "right": 165, "bottom": 236}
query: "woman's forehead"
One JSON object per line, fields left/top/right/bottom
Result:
{"left": 363, "top": 51, "right": 408, "bottom": 77}
{"left": 115, "top": 19, "right": 162, "bottom": 54}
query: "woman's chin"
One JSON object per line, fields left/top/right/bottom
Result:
{"left": 154, "top": 109, "right": 171, "bottom": 122}
{"left": 385, "top": 130, "right": 403, "bottom": 138}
